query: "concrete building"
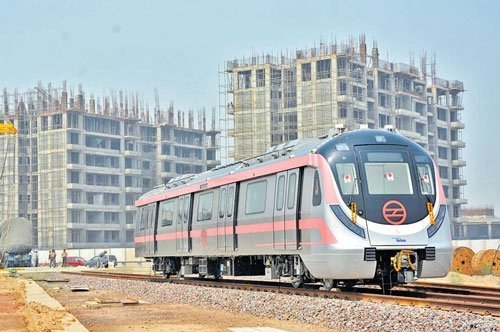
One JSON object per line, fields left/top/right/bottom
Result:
{"left": 455, "top": 206, "right": 500, "bottom": 240}
{"left": 0, "top": 82, "right": 219, "bottom": 250}
{"left": 220, "top": 36, "right": 466, "bottom": 236}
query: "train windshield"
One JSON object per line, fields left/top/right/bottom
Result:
{"left": 415, "top": 154, "right": 435, "bottom": 195}
{"left": 362, "top": 152, "right": 413, "bottom": 195}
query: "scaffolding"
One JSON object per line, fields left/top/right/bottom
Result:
{"left": 0, "top": 81, "right": 220, "bottom": 249}
{"left": 219, "top": 35, "right": 466, "bottom": 235}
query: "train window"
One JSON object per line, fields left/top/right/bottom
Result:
{"left": 245, "top": 180, "right": 267, "bottom": 215}
{"left": 159, "top": 200, "right": 174, "bottom": 227}
{"left": 417, "top": 164, "right": 435, "bottom": 195}
{"left": 227, "top": 187, "right": 234, "bottom": 217}
{"left": 312, "top": 170, "right": 322, "bottom": 206}
{"left": 183, "top": 197, "right": 189, "bottom": 222}
{"left": 219, "top": 188, "right": 226, "bottom": 218}
{"left": 335, "top": 163, "right": 359, "bottom": 195}
{"left": 415, "top": 154, "right": 435, "bottom": 196}
{"left": 276, "top": 176, "right": 285, "bottom": 211}
{"left": 147, "top": 204, "right": 156, "bottom": 228}
{"left": 136, "top": 207, "right": 143, "bottom": 231}
{"left": 197, "top": 192, "right": 214, "bottom": 221}
{"left": 177, "top": 198, "right": 183, "bottom": 222}
{"left": 140, "top": 206, "right": 149, "bottom": 230}
{"left": 364, "top": 163, "right": 413, "bottom": 195}
{"left": 287, "top": 173, "right": 297, "bottom": 209}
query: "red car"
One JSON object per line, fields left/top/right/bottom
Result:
{"left": 65, "top": 256, "right": 86, "bottom": 267}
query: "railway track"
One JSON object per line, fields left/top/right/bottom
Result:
{"left": 61, "top": 270, "right": 500, "bottom": 317}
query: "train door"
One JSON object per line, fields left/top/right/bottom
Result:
{"left": 153, "top": 203, "right": 159, "bottom": 254}
{"left": 176, "top": 197, "right": 184, "bottom": 252}
{"left": 217, "top": 186, "right": 227, "bottom": 251}
{"left": 284, "top": 169, "right": 299, "bottom": 250}
{"left": 146, "top": 203, "right": 157, "bottom": 256}
{"left": 225, "top": 184, "right": 236, "bottom": 251}
{"left": 217, "top": 184, "right": 236, "bottom": 251}
{"left": 184, "top": 194, "right": 192, "bottom": 252}
{"left": 273, "top": 172, "right": 287, "bottom": 250}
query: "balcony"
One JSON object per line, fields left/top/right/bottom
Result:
{"left": 450, "top": 198, "right": 467, "bottom": 205}
{"left": 451, "top": 140, "right": 466, "bottom": 148}
{"left": 450, "top": 103, "right": 464, "bottom": 111}
{"left": 125, "top": 168, "right": 142, "bottom": 175}
{"left": 398, "top": 129, "right": 421, "bottom": 140}
{"left": 451, "top": 159, "right": 466, "bottom": 167}
{"left": 394, "top": 108, "right": 415, "bottom": 118}
{"left": 125, "top": 187, "right": 143, "bottom": 193}
{"left": 124, "top": 150, "right": 140, "bottom": 156}
{"left": 450, "top": 121, "right": 465, "bottom": 129}
{"left": 336, "top": 95, "right": 356, "bottom": 103}
{"left": 449, "top": 80, "right": 464, "bottom": 91}
{"left": 452, "top": 179, "right": 467, "bottom": 186}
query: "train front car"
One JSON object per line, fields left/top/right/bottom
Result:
{"left": 315, "top": 129, "right": 452, "bottom": 289}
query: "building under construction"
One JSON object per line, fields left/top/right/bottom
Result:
{"left": 219, "top": 35, "right": 466, "bottom": 236}
{"left": 0, "top": 82, "right": 219, "bottom": 249}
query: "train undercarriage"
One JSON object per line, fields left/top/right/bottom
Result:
{"left": 151, "top": 247, "right": 431, "bottom": 293}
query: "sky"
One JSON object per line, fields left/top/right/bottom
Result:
{"left": 1, "top": 0, "right": 499, "bottom": 212}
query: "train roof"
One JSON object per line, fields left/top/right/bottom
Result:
{"left": 137, "top": 126, "right": 427, "bottom": 204}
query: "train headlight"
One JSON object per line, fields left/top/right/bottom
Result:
{"left": 427, "top": 205, "right": 447, "bottom": 238}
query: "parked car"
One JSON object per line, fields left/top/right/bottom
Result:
{"left": 84, "top": 254, "right": 118, "bottom": 268}
{"left": 66, "top": 256, "right": 86, "bottom": 267}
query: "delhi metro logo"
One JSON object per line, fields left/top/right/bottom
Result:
{"left": 382, "top": 200, "right": 407, "bottom": 225}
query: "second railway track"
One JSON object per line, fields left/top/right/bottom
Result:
{"left": 61, "top": 270, "right": 500, "bottom": 317}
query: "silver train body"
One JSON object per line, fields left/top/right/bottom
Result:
{"left": 135, "top": 128, "right": 452, "bottom": 288}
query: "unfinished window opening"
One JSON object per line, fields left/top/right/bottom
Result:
{"left": 301, "top": 63, "right": 311, "bottom": 81}
{"left": 256, "top": 69, "right": 265, "bottom": 87}
{"left": 238, "top": 70, "right": 252, "bottom": 89}
{"left": 84, "top": 116, "right": 120, "bottom": 135}
{"left": 337, "top": 57, "right": 347, "bottom": 76}
{"left": 316, "top": 59, "right": 331, "bottom": 79}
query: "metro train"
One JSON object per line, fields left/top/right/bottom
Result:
{"left": 135, "top": 126, "right": 452, "bottom": 290}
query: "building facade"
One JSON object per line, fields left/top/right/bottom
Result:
{"left": 0, "top": 83, "right": 219, "bottom": 249}
{"left": 220, "top": 37, "right": 466, "bottom": 236}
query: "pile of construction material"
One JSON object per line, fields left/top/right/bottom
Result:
{"left": 450, "top": 246, "right": 500, "bottom": 276}
{"left": 0, "top": 217, "right": 32, "bottom": 255}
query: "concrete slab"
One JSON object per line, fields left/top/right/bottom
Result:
{"left": 21, "top": 279, "right": 89, "bottom": 331}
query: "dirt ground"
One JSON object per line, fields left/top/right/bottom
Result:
{"left": 0, "top": 274, "right": 26, "bottom": 331}
{"left": 420, "top": 272, "right": 500, "bottom": 287}
{"left": 4, "top": 268, "right": 498, "bottom": 331}
{"left": 0, "top": 273, "right": 73, "bottom": 332}
{"left": 41, "top": 283, "right": 335, "bottom": 332}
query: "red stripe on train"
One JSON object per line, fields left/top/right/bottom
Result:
{"left": 136, "top": 154, "right": 339, "bottom": 207}
{"left": 135, "top": 218, "right": 336, "bottom": 245}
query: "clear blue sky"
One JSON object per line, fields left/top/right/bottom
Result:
{"left": 1, "top": 1, "right": 499, "bottom": 212}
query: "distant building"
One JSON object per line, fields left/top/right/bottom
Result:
{"left": 220, "top": 36, "right": 466, "bottom": 236}
{"left": 0, "top": 82, "right": 219, "bottom": 249}
{"left": 455, "top": 205, "right": 500, "bottom": 240}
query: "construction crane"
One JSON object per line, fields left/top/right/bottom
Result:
{"left": 0, "top": 123, "right": 16, "bottom": 134}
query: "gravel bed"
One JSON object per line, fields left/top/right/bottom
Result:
{"left": 64, "top": 275, "right": 499, "bottom": 331}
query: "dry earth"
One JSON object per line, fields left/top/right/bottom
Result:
{"left": 41, "top": 282, "right": 336, "bottom": 332}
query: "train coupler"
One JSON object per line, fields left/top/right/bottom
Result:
{"left": 391, "top": 249, "right": 418, "bottom": 283}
